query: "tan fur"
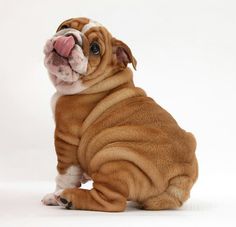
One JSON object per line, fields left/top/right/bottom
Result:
{"left": 48, "top": 18, "right": 198, "bottom": 211}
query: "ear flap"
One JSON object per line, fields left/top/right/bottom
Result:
{"left": 112, "top": 38, "right": 137, "bottom": 70}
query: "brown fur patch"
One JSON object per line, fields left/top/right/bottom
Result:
{"left": 49, "top": 18, "right": 198, "bottom": 211}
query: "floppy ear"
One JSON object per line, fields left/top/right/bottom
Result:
{"left": 112, "top": 38, "right": 137, "bottom": 70}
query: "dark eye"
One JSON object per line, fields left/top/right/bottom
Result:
{"left": 90, "top": 42, "right": 100, "bottom": 55}
{"left": 60, "top": 25, "right": 69, "bottom": 30}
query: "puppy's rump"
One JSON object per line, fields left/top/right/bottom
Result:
{"left": 76, "top": 89, "right": 198, "bottom": 207}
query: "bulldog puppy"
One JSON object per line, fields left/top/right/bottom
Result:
{"left": 42, "top": 17, "right": 198, "bottom": 211}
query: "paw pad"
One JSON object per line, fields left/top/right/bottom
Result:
{"left": 60, "top": 198, "right": 68, "bottom": 204}
{"left": 59, "top": 198, "right": 73, "bottom": 209}
{"left": 65, "top": 201, "right": 73, "bottom": 209}
{"left": 54, "top": 190, "right": 74, "bottom": 209}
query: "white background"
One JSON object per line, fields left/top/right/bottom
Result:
{"left": 0, "top": 0, "right": 236, "bottom": 226}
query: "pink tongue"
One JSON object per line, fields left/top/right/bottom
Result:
{"left": 54, "top": 36, "right": 75, "bottom": 58}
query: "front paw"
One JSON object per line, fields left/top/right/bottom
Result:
{"left": 41, "top": 193, "right": 58, "bottom": 206}
{"left": 54, "top": 190, "right": 74, "bottom": 209}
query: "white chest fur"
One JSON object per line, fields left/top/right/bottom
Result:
{"left": 55, "top": 165, "right": 83, "bottom": 190}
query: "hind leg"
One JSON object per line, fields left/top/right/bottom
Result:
{"left": 55, "top": 187, "right": 126, "bottom": 211}
{"left": 54, "top": 171, "right": 128, "bottom": 212}
{"left": 142, "top": 176, "right": 194, "bottom": 210}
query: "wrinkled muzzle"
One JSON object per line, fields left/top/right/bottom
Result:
{"left": 44, "top": 28, "right": 88, "bottom": 88}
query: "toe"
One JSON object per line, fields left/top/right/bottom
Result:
{"left": 42, "top": 193, "right": 58, "bottom": 206}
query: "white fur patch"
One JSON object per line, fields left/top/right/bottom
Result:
{"left": 41, "top": 193, "right": 58, "bottom": 206}
{"left": 69, "top": 45, "right": 88, "bottom": 74}
{"left": 44, "top": 27, "right": 89, "bottom": 95}
{"left": 55, "top": 165, "right": 82, "bottom": 190}
{"left": 42, "top": 166, "right": 83, "bottom": 206}
{"left": 82, "top": 20, "right": 102, "bottom": 33}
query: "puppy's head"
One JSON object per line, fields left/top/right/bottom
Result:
{"left": 44, "top": 17, "right": 136, "bottom": 95}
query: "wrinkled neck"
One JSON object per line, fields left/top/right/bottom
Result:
{"left": 80, "top": 68, "right": 134, "bottom": 95}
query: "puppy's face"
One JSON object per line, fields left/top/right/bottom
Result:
{"left": 44, "top": 18, "right": 136, "bottom": 94}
